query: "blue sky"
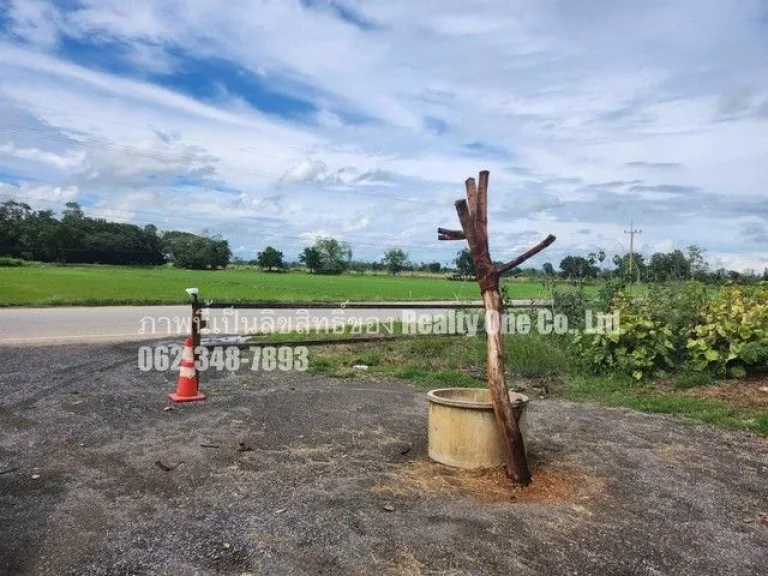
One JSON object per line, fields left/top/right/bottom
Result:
{"left": 0, "top": 0, "right": 767, "bottom": 270}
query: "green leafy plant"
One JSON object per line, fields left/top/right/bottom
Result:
{"left": 646, "top": 281, "right": 710, "bottom": 363}
{"left": 574, "top": 294, "right": 675, "bottom": 380}
{"left": 551, "top": 288, "right": 589, "bottom": 331}
{"left": 594, "top": 277, "right": 627, "bottom": 312}
{"left": 686, "top": 283, "right": 768, "bottom": 377}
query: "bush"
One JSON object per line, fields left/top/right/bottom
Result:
{"left": 0, "top": 257, "right": 27, "bottom": 267}
{"left": 574, "top": 294, "right": 675, "bottom": 380}
{"left": 686, "top": 283, "right": 768, "bottom": 377}
{"left": 594, "top": 277, "right": 627, "bottom": 312}
{"left": 575, "top": 281, "right": 768, "bottom": 380}
{"left": 551, "top": 288, "right": 589, "bottom": 331}
{"left": 646, "top": 281, "right": 710, "bottom": 363}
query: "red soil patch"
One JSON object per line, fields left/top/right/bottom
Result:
{"left": 685, "top": 378, "right": 768, "bottom": 410}
{"left": 373, "top": 460, "right": 600, "bottom": 504}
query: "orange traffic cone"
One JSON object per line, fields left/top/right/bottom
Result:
{"left": 168, "top": 337, "right": 206, "bottom": 402}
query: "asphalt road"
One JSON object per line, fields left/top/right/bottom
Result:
{"left": 0, "top": 302, "right": 506, "bottom": 345}
{"left": 0, "top": 300, "right": 552, "bottom": 345}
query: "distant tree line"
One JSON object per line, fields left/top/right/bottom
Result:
{"left": 551, "top": 245, "right": 767, "bottom": 285}
{"left": 448, "top": 245, "right": 765, "bottom": 284}
{"left": 248, "top": 240, "right": 443, "bottom": 276}
{"left": 4, "top": 198, "right": 762, "bottom": 282}
{"left": 0, "top": 200, "right": 231, "bottom": 269}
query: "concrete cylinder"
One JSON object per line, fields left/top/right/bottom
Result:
{"left": 427, "top": 387, "right": 529, "bottom": 469}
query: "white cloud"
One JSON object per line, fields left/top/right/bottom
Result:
{"left": 6, "top": 0, "right": 60, "bottom": 48}
{"left": 502, "top": 193, "right": 563, "bottom": 217}
{"left": 280, "top": 159, "right": 327, "bottom": 184}
{"left": 0, "top": 142, "right": 84, "bottom": 169}
{"left": 0, "top": 182, "right": 80, "bottom": 208}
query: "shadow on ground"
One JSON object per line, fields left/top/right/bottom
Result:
{"left": 0, "top": 343, "right": 766, "bottom": 575}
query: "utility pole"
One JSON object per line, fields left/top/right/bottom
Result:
{"left": 624, "top": 220, "right": 642, "bottom": 283}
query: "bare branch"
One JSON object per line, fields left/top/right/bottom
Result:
{"left": 437, "top": 227, "right": 466, "bottom": 241}
{"left": 454, "top": 199, "right": 478, "bottom": 252}
{"left": 476, "top": 170, "right": 489, "bottom": 252}
{"left": 465, "top": 178, "right": 478, "bottom": 216}
{"left": 497, "top": 234, "right": 557, "bottom": 275}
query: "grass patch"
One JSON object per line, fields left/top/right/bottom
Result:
{"left": 505, "top": 333, "right": 574, "bottom": 378}
{"left": 308, "top": 333, "right": 576, "bottom": 386}
{"left": 307, "top": 332, "right": 767, "bottom": 435}
{"left": 569, "top": 376, "right": 768, "bottom": 434}
{"left": 671, "top": 371, "right": 716, "bottom": 389}
{"left": 390, "top": 366, "right": 482, "bottom": 388}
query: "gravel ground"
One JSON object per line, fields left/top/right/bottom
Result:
{"left": 0, "top": 342, "right": 766, "bottom": 576}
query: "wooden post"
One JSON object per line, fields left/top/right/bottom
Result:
{"left": 437, "top": 170, "right": 555, "bottom": 485}
{"left": 190, "top": 293, "right": 201, "bottom": 377}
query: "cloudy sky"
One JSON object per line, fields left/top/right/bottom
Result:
{"left": 0, "top": 0, "right": 767, "bottom": 269}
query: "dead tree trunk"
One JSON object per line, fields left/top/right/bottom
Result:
{"left": 438, "top": 170, "right": 555, "bottom": 486}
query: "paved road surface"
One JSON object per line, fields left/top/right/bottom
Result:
{"left": 0, "top": 300, "right": 550, "bottom": 345}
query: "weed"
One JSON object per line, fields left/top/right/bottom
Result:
{"left": 672, "top": 371, "right": 715, "bottom": 389}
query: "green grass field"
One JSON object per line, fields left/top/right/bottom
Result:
{"left": 0, "top": 265, "right": 578, "bottom": 306}
{"left": 306, "top": 335, "right": 768, "bottom": 435}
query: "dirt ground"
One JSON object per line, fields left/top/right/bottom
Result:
{"left": 0, "top": 342, "right": 766, "bottom": 576}
{"left": 684, "top": 377, "right": 768, "bottom": 410}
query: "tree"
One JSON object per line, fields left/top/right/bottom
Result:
{"left": 256, "top": 246, "right": 284, "bottom": 271}
{"left": 299, "top": 247, "right": 322, "bottom": 273}
{"left": 686, "top": 244, "right": 709, "bottom": 280}
{"left": 427, "top": 261, "right": 441, "bottom": 273}
{"left": 0, "top": 200, "right": 33, "bottom": 258}
{"left": 27, "top": 209, "right": 61, "bottom": 262}
{"left": 587, "top": 250, "right": 606, "bottom": 267}
{"left": 0, "top": 199, "right": 230, "bottom": 266}
{"left": 559, "top": 255, "right": 598, "bottom": 281}
{"left": 347, "top": 260, "right": 369, "bottom": 274}
{"left": 647, "top": 250, "right": 690, "bottom": 282}
{"left": 455, "top": 248, "right": 476, "bottom": 277}
{"left": 710, "top": 267, "right": 728, "bottom": 284}
{"left": 163, "top": 231, "right": 230, "bottom": 269}
{"left": 301, "top": 237, "right": 352, "bottom": 274}
{"left": 382, "top": 248, "right": 410, "bottom": 275}
{"left": 612, "top": 253, "right": 646, "bottom": 281}
{"left": 55, "top": 201, "right": 87, "bottom": 263}
{"left": 62, "top": 201, "right": 84, "bottom": 221}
